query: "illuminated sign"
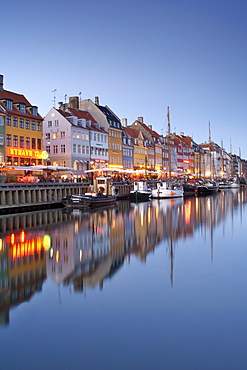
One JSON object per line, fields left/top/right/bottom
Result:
{"left": 8, "top": 148, "right": 44, "bottom": 158}
{"left": 41, "top": 151, "right": 49, "bottom": 160}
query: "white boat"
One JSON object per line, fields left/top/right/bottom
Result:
{"left": 229, "top": 181, "right": 240, "bottom": 188}
{"left": 151, "top": 181, "right": 184, "bottom": 199}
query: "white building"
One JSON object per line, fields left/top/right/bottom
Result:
{"left": 43, "top": 107, "right": 108, "bottom": 179}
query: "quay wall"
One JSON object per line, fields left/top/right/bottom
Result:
{"left": 0, "top": 182, "right": 132, "bottom": 214}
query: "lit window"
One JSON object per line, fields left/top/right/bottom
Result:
{"left": 52, "top": 132, "right": 58, "bottom": 139}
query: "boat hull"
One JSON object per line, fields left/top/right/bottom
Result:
{"left": 62, "top": 194, "right": 117, "bottom": 208}
{"left": 152, "top": 189, "right": 183, "bottom": 199}
{"left": 129, "top": 191, "right": 151, "bottom": 202}
{"left": 196, "top": 185, "right": 219, "bottom": 195}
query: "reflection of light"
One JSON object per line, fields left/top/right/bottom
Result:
{"left": 43, "top": 235, "right": 51, "bottom": 250}
{"left": 185, "top": 201, "right": 191, "bottom": 224}
{"left": 0, "top": 239, "right": 2, "bottom": 251}
{"left": 207, "top": 199, "right": 211, "bottom": 210}
{"left": 80, "top": 250, "right": 82, "bottom": 261}
{"left": 20, "top": 230, "right": 25, "bottom": 243}
{"left": 112, "top": 219, "right": 116, "bottom": 228}
{"left": 56, "top": 250, "right": 60, "bottom": 262}
{"left": 50, "top": 248, "right": 54, "bottom": 258}
{"left": 141, "top": 209, "right": 144, "bottom": 226}
{"left": 75, "top": 221, "right": 78, "bottom": 234}
{"left": 11, "top": 233, "right": 15, "bottom": 245}
{"left": 148, "top": 206, "right": 151, "bottom": 224}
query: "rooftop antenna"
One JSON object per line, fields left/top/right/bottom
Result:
{"left": 230, "top": 137, "right": 232, "bottom": 154}
{"left": 51, "top": 89, "right": 57, "bottom": 107}
{"left": 79, "top": 92, "right": 82, "bottom": 101}
{"left": 64, "top": 94, "right": 67, "bottom": 104}
{"left": 239, "top": 147, "right": 241, "bottom": 158}
{"left": 208, "top": 121, "right": 211, "bottom": 143}
{"left": 221, "top": 137, "right": 223, "bottom": 149}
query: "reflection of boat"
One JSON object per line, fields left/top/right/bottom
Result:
{"left": 152, "top": 181, "right": 184, "bottom": 199}
{"left": 196, "top": 181, "right": 219, "bottom": 195}
{"left": 130, "top": 181, "right": 152, "bottom": 202}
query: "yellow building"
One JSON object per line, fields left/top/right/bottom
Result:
{"left": 124, "top": 127, "right": 147, "bottom": 170}
{"left": 0, "top": 75, "right": 44, "bottom": 166}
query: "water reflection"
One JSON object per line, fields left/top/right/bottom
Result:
{"left": 0, "top": 188, "right": 246, "bottom": 326}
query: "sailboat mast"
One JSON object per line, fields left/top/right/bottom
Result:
{"left": 167, "top": 107, "right": 171, "bottom": 178}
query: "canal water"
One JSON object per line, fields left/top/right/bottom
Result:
{"left": 1, "top": 189, "right": 247, "bottom": 370}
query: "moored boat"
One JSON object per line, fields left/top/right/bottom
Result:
{"left": 130, "top": 181, "right": 152, "bottom": 202}
{"left": 152, "top": 181, "right": 184, "bottom": 199}
{"left": 196, "top": 180, "right": 219, "bottom": 195}
{"left": 63, "top": 176, "right": 118, "bottom": 209}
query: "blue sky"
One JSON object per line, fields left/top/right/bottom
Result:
{"left": 2, "top": 0, "right": 247, "bottom": 157}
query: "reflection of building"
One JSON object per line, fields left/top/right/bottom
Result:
{"left": 0, "top": 231, "right": 47, "bottom": 326}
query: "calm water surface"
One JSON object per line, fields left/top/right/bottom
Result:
{"left": 1, "top": 189, "right": 247, "bottom": 370}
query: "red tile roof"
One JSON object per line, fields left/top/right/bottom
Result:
{"left": 124, "top": 127, "right": 142, "bottom": 139}
{"left": 0, "top": 89, "right": 42, "bottom": 120}
{"left": 67, "top": 108, "right": 97, "bottom": 123}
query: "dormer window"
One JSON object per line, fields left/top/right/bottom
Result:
{"left": 5, "top": 99, "right": 13, "bottom": 110}
{"left": 19, "top": 103, "right": 26, "bottom": 113}
{"left": 32, "top": 106, "right": 38, "bottom": 116}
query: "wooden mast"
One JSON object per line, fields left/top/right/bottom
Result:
{"left": 167, "top": 107, "right": 171, "bottom": 178}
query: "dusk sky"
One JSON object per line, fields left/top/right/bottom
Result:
{"left": 2, "top": 0, "right": 247, "bottom": 157}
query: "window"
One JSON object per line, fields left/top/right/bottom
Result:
{"left": 46, "top": 146, "right": 50, "bottom": 153}
{"left": 37, "top": 122, "right": 41, "bottom": 131}
{"left": 26, "top": 137, "right": 30, "bottom": 148}
{"left": 5, "top": 99, "right": 13, "bottom": 110}
{"left": 86, "top": 146, "right": 89, "bottom": 154}
{"left": 37, "top": 139, "right": 41, "bottom": 150}
{"left": 13, "top": 117, "right": 18, "bottom": 127}
{"left": 0, "top": 134, "right": 4, "bottom": 145}
{"left": 20, "top": 119, "right": 24, "bottom": 128}
{"left": 31, "top": 121, "right": 36, "bottom": 130}
{"left": 46, "top": 133, "right": 50, "bottom": 140}
{"left": 20, "top": 136, "right": 24, "bottom": 148}
{"left": 6, "top": 116, "right": 11, "bottom": 126}
{"left": 48, "top": 121, "right": 52, "bottom": 127}
{"left": 78, "top": 145, "right": 81, "bottom": 153}
{"left": 32, "top": 138, "right": 36, "bottom": 149}
{"left": 94, "top": 133, "right": 96, "bottom": 141}
{"left": 73, "top": 144, "right": 76, "bottom": 153}
{"left": 25, "top": 120, "right": 30, "bottom": 129}
{"left": 19, "top": 103, "right": 26, "bottom": 113}
{"left": 0, "top": 116, "right": 4, "bottom": 126}
{"left": 61, "top": 160, "right": 66, "bottom": 167}
{"left": 82, "top": 145, "right": 85, "bottom": 154}
{"left": 61, "top": 144, "right": 65, "bottom": 153}
{"left": 52, "top": 132, "right": 58, "bottom": 139}
{"left": 13, "top": 135, "right": 18, "bottom": 147}
{"left": 32, "top": 106, "right": 38, "bottom": 116}
{"left": 97, "top": 134, "right": 100, "bottom": 141}
{"left": 60, "top": 131, "right": 65, "bottom": 138}
{"left": 53, "top": 145, "right": 58, "bottom": 154}
{"left": 55, "top": 119, "right": 59, "bottom": 126}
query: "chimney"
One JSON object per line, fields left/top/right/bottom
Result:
{"left": 138, "top": 117, "right": 143, "bottom": 123}
{"left": 95, "top": 96, "right": 99, "bottom": 105}
{"left": 121, "top": 118, "right": 127, "bottom": 127}
{"left": 148, "top": 124, "right": 152, "bottom": 131}
{"left": 69, "top": 96, "right": 79, "bottom": 109}
{"left": 0, "top": 75, "right": 3, "bottom": 90}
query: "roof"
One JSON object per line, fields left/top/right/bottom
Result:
{"left": 124, "top": 127, "right": 143, "bottom": 139}
{"left": 67, "top": 107, "right": 97, "bottom": 123}
{"left": 97, "top": 105, "right": 121, "bottom": 125}
{"left": 0, "top": 89, "right": 42, "bottom": 120}
{"left": 135, "top": 119, "right": 161, "bottom": 139}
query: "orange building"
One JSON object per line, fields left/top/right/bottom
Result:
{"left": 0, "top": 75, "right": 44, "bottom": 166}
